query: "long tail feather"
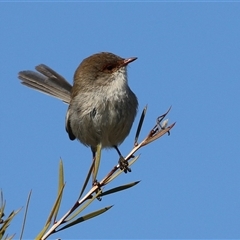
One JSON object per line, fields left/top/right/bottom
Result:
{"left": 18, "top": 64, "right": 72, "bottom": 104}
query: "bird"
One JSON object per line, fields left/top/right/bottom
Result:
{"left": 18, "top": 52, "right": 138, "bottom": 173}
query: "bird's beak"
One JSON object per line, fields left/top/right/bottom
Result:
{"left": 122, "top": 57, "right": 138, "bottom": 67}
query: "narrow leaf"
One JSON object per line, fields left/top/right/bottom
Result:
{"left": 20, "top": 190, "right": 32, "bottom": 240}
{"left": 135, "top": 105, "right": 147, "bottom": 145}
{"left": 47, "top": 185, "right": 65, "bottom": 224}
{"left": 36, "top": 183, "right": 65, "bottom": 239}
{"left": 79, "top": 159, "right": 95, "bottom": 199}
{"left": 66, "top": 188, "right": 102, "bottom": 222}
{"left": 0, "top": 209, "right": 21, "bottom": 237}
{"left": 57, "top": 206, "right": 113, "bottom": 232}
{"left": 53, "top": 159, "right": 64, "bottom": 222}
{"left": 35, "top": 221, "right": 51, "bottom": 240}
{"left": 100, "top": 181, "right": 140, "bottom": 197}
{"left": 0, "top": 191, "right": 6, "bottom": 220}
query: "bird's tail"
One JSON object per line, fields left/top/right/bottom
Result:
{"left": 18, "top": 64, "right": 72, "bottom": 104}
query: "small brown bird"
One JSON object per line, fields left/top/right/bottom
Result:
{"left": 18, "top": 52, "right": 138, "bottom": 172}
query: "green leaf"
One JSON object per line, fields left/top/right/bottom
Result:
{"left": 0, "top": 190, "right": 6, "bottom": 220}
{"left": 53, "top": 159, "right": 64, "bottom": 222}
{"left": 57, "top": 206, "right": 113, "bottom": 232}
{"left": 79, "top": 159, "right": 95, "bottom": 199}
{"left": 66, "top": 188, "right": 102, "bottom": 222}
{"left": 36, "top": 170, "right": 65, "bottom": 239}
{"left": 100, "top": 181, "right": 140, "bottom": 197}
{"left": 35, "top": 221, "right": 51, "bottom": 240}
{"left": 20, "top": 190, "right": 32, "bottom": 240}
{"left": 0, "top": 209, "right": 21, "bottom": 239}
{"left": 135, "top": 105, "right": 147, "bottom": 145}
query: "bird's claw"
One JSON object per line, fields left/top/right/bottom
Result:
{"left": 119, "top": 156, "right": 131, "bottom": 173}
{"left": 93, "top": 180, "right": 102, "bottom": 201}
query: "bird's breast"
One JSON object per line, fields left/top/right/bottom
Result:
{"left": 68, "top": 70, "right": 138, "bottom": 148}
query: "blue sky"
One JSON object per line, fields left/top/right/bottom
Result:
{"left": 1, "top": 2, "right": 240, "bottom": 239}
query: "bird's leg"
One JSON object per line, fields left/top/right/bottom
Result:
{"left": 91, "top": 149, "right": 99, "bottom": 185}
{"left": 91, "top": 149, "right": 102, "bottom": 201}
{"left": 114, "top": 146, "right": 131, "bottom": 173}
{"left": 91, "top": 150, "right": 97, "bottom": 185}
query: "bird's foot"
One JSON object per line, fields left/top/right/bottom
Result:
{"left": 93, "top": 180, "right": 102, "bottom": 201}
{"left": 118, "top": 156, "right": 131, "bottom": 173}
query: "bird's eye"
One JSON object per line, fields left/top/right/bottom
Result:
{"left": 106, "top": 65, "right": 114, "bottom": 71}
{"left": 103, "top": 63, "right": 117, "bottom": 73}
